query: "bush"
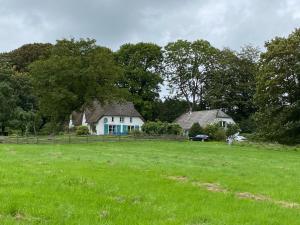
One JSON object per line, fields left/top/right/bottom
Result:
{"left": 203, "top": 124, "right": 226, "bottom": 141}
{"left": 225, "top": 123, "right": 240, "bottom": 137}
{"left": 142, "top": 121, "right": 182, "bottom": 135}
{"left": 189, "top": 123, "right": 204, "bottom": 137}
{"left": 76, "top": 126, "right": 90, "bottom": 135}
{"left": 239, "top": 116, "right": 256, "bottom": 133}
{"left": 130, "top": 129, "right": 143, "bottom": 137}
{"left": 39, "top": 122, "right": 63, "bottom": 135}
{"left": 166, "top": 123, "right": 182, "bottom": 135}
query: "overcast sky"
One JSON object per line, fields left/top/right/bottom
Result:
{"left": 0, "top": 0, "right": 299, "bottom": 52}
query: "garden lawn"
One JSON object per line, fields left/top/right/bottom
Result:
{"left": 0, "top": 141, "right": 299, "bottom": 225}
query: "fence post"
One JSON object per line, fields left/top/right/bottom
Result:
{"left": 68, "top": 134, "right": 71, "bottom": 144}
{"left": 86, "top": 135, "right": 89, "bottom": 143}
{"left": 17, "top": 135, "right": 19, "bottom": 144}
{"left": 36, "top": 135, "right": 38, "bottom": 144}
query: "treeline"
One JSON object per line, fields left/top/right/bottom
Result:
{"left": 0, "top": 29, "right": 299, "bottom": 144}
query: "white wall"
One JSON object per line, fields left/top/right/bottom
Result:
{"left": 95, "top": 116, "right": 144, "bottom": 135}
{"left": 213, "top": 118, "right": 235, "bottom": 127}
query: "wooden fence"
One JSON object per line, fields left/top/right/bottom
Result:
{"left": 0, "top": 134, "right": 187, "bottom": 144}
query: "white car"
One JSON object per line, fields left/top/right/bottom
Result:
{"left": 227, "top": 133, "right": 247, "bottom": 143}
{"left": 234, "top": 135, "right": 247, "bottom": 142}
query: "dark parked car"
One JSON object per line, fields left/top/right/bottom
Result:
{"left": 190, "top": 134, "right": 210, "bottom": 141}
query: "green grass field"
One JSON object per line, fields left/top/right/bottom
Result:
{"left": 0, "top": 141, "right": 299, "bottom": 225}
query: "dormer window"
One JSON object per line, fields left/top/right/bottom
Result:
{"left": 219, "top": 121, "right": 226, "bottom": 127}
{"left": 120, "top": 117, "right": 124, "bottom": 123}
{"left": 130, "top": 117, "right": 133, "bottom": 123}
{"left": 112, "top": 117, "right": 114, "bottom": 122}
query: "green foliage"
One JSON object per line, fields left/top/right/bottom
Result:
{"left": 255, "top": 29, "right": 300, "bottom": 144}
{"left": 142, "top": 121, "right": 182, "bottom": 135}
{"left": 203, "top": 123, "right": 226, "bottom": 141}
{"left": 39, "top": 122, "right": 63, "bottom": 135}
{"left": 8, "top": 43, "right": 52, "bottom": 72}
{"left": 164, "top": 39, "right": 219, "bottom": 110}
{"left": 205, "top": 46, "right": 259, "bottom": 122}
{"left": 225, "top": 123, "right": 240, "bottom": 137}
{"left": 239, "top": 115, "right": 256, "bottom": 133}
{"left": 130, "top": 129, "right": 143, "bottom": 136}
{"left": 116, "top": 42, "right": 163, "bottom": 120}
{"left": 76, "top": 126, "right": 90, "bottom": 136}
{"left": 30, "top": 38, "right": 122, "bottom": 126}
{"left": 189, "top": 123, "right": 204, "bottom": 137}
{"left": 155, "top": 98, "right": 189, "bottom": 122}
{"left": 0, "top": 60, "right": 17, "bottom": 133}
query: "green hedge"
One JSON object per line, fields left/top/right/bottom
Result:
{"left": 142, "top": 121, "right": 182, "bottom": 135}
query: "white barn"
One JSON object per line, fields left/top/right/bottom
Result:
{"left": 174, "top": 109, "right": 235, "bottom": 136}
{"left": 69, "top": 101, "right": 144, "bottom": 135}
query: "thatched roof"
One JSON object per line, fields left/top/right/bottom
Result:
{"left": 174, "top": 109, "right": 232, "bottom": 130}
{"left": 71, "top": 101, "right": 143, "bottom": 125}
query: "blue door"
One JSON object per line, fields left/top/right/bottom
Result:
{"left": 122, "top": 125, "right": 128, "bottom": 135}
{"left": 117, "top": 125, "right": 121, "bottom": 135}
{"left": 104, "top": 124, "right": 109, "bottom": 135}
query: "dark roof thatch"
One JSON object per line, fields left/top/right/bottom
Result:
{"left": 71, "top": 101, "right": 143, "bottom": 125}
{"left": 174, "top": 109, "right": 232, "bottom": 130}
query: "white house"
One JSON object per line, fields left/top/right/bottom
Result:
{"left": 69, "top": 101, "right": 144, "bottom": 135}
{"left": 174, "top": 109, "right": 235, "bottom": 136}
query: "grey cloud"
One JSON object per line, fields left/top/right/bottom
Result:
{"left": 0, "top": 0, "right": 299, "bottom": 52}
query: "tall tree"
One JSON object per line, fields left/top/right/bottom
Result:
{"left": 9, "top": 72, "right": 37, "bottom": 135}
{"left": 155, "top": 98, "right": 190, "bottom": 122}
{"left": 9, "top": 43, "right": 52, "bottom": 72}
{"left": 0, "top": 59, "right": 17, "bottom": 133}
{"left": 115, "top": 43, "right": 163, "bottom": 120}
{"left": 163, "top": 40, "right": 219, "bottom": 111}
{"left": 205, "top": 46, "right": 259, "bottom": 125}
{"left": 255, "top": 29, "right": 300, "bottom": 144}
{"left": 30, "top": 39, "right": 121, "bottom": 127}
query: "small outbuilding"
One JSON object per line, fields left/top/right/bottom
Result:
{"left": 69, "top": 101, "right": 144, "bottom": 135}
{"left": 174, "top": 109, "right": 235, "bottom": 136}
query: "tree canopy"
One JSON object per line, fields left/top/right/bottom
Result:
{"left": 115, "top": 42, "right": 163, "bottom": 120}
{"left": 30, "top": 39, "right": 122, "bottom": 127}
{"left": 255, "top": 29, "right": 300, "bottom": 144}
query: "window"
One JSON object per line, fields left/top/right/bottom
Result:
{"left": 130, "top": 117, "right": 133, "bottom": 123}
{"left": 104, "top": 118, "right": 108, "bottom": 123}
{"left": 128, "top": 126, "right": 135, "bottom": 132}
{"left": 111, "top": 117, "right": 114, "bottom": 122}
{"left": 219, "top": 121, "right": 226, "bottom": 127}
{"left": 120, "top": 117, "right": 124, "bottom": 123}
{"left": 109, "top": 125, "right": 116, "bottom": 134}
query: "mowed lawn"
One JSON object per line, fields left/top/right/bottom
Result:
{"left": 0, "top": 141, "right": 300, "bottom": 225}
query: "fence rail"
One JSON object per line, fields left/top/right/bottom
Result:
{"left": 0, "top": 134, "right": 187, "bottom": 144}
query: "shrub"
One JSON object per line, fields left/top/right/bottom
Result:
{"left": 39, "top": 122, "right": 63, "bottom": 135}
{"left": 239, "top": 116, "right": 256, "bottom": 133}
{"left": 76, "top": 126, "right": 90, "bottom": 135}
{"left": 225, "top": 123, "right": 240, "bottom": 137}
{"left": 142, "top": 121, "right": 182, "bottom": 135}
{"left": 189, "top": 123, "right": 204, "bottom": 137}
{"left": 166, "top": 123, "right": 182, "bottom": 135}
{"left": 203, "top": 123, "right": 226, "bottom": 141}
